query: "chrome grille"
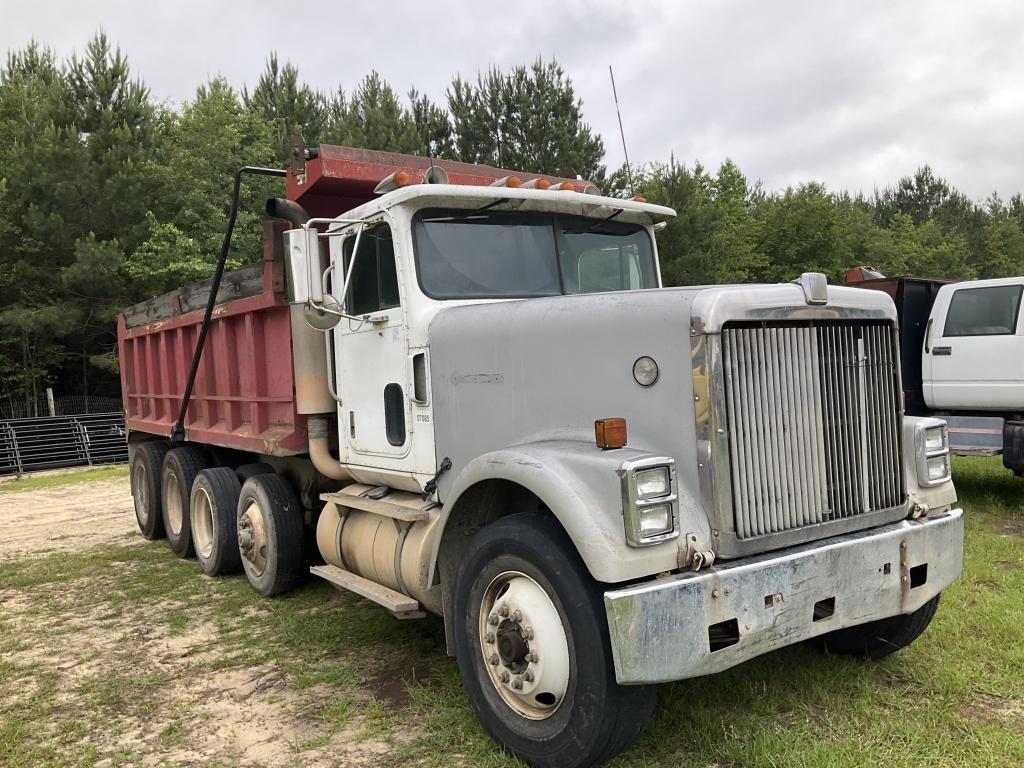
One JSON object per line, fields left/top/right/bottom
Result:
{"left": 722, "top": 321, "right": 904, "bottom": 539}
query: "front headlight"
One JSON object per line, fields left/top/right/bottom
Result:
{"left": 635, "top": 466, "right": 671, "bottom": 499}
{"left": 923, "top": 425, "right": 947, "bottom": 453}
{"left": 619, "top": 457, "right": 679, "bottom": 546}
{"left": 637, "top": 503, "right": 674, "bottom": 537}
{"left": 915, "top": 419, "right": 951, "bottom": 486}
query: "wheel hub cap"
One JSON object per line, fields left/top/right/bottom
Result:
{"left": 192, "top": 487, "right": 215, "bottom": 559}
{"left": 133, "top": 464, "right": 148, "bottom": 524}
{"left": 238, "top": 501, "right": 268, "bottom": 576}
{"left": 163, "top": 471, "right": 182, "bottom": 535}
{"left": 479, "top": 571, "right": 570, "bottom": 719}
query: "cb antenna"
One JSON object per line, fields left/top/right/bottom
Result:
{"left": 609, "top": 65, "right": 634, "bottom": 195}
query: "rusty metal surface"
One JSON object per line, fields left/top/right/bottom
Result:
{"left": 603, "top": 507, "right": 963, "bottom": 684}
{"left": 288, "top": 145, "right": 594, "bottom": 219}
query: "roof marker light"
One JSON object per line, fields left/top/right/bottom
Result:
{"left": 490, "top": 176, "right": 522, "bottom": 188}
{"left": 553, "top": 181, "right": 576, "bottom": 191}
{"left": 631, "top": 195, "right": 647, "bottom": 203}
{"left": 522, "top": 178, "right": 551, "bottom": 190}
{"left": 374, "top": 170, "right": 412, "bottom": 194}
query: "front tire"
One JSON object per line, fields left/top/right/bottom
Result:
{"left": 237, "top": 474, "right": 306, "bottom": 597}
{"left": 812, "top": 595, "right": 940, "bottom": 659}
{"left": 452, "top": 513, "right": 656, "bottom": 768}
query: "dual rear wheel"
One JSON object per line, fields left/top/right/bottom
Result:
{"left": 129, "top": 443, "right": 304, "bottom": 594}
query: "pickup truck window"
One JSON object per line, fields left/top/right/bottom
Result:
{"left": 943, "top": 284, "right": 1023, "bottom": 337}
{"left": 342, "top": 224, "right": 400, "bottom": 315}
{"left": 413, "top": 210, "right": 656, "bottom": 300}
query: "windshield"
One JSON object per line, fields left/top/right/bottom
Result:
{"left": 413, "top": 209, "right": 658, "bottom": 300}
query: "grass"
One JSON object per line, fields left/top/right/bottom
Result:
{"left": 0, "top": 456, "right": 1021, "bottom": 766}
{"left": 0, "top": 465, "right": 128, "bottom": 493}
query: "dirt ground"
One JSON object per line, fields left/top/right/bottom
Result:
{"left": 0, "top": 474, "right": 137, "bottom": 557}
{"left": 0, "top": 469, "right": 420, "bottom": 768}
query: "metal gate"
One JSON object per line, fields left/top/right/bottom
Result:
{"left": 0, "top": 412, "right": 127, "bottom": 476}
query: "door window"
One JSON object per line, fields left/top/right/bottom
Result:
{"left": 342, "top": 225, "right": 400, "bottom": 315}
{"left": 943, "top": 285, "right": 1023, "bottom": 337}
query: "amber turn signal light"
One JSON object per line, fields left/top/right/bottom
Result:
{"left": 595, "top": 418, "right": 627, "bottom": 450}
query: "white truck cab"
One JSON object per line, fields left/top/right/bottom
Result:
{"left": 923, "top": 276, "right": 1024, "bottom": 411}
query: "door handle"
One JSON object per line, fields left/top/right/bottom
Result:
{"left": 932, "top": 346, "right": 952, "bottom": 356}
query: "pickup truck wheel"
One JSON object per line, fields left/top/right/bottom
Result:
{"left": 161, "top": 446, "right": 210, "bottom": 557}
{"left": 131, "top": 442, "right": 169, "bottom": 540}
{"left": 190, "top": 468, "right": 243, "bottom": 576}
{"left": 237, "top": 474, "right": 305, "bottom": 597}
{"left": 813, "top": 595, "right": 940, "bottom": 659}
{"left": 452, "top": 513, "right": 656, "bottom": 768}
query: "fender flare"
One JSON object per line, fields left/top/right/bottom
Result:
{"left": 429, "top": 441, "right": 682, "bottom": 585}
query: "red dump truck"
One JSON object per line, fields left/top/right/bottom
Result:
{"left": 119, "top": 146, "right": 964, "bottom": 767}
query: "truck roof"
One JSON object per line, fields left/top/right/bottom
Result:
{"left": 322, "top": 183, "right": 677, "bottom": 229}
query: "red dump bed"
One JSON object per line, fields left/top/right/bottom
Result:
{"left": 117, "top": 222, "right": 308, "bottom": 456}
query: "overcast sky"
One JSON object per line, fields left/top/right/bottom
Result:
{"left": 4, "top": 0, "right": 1023, "bottom": 200}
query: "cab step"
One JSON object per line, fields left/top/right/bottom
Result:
{"left": 320, "top": 487, "right": 438, "bottom": 523}
{"left": 310, "top": 564, "right": 425, "bottom": 619}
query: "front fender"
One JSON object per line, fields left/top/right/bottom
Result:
{"left": 431, "top": 440, "right": 690, "bottom": 584}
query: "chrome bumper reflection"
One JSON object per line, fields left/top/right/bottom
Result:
{"left": 604, "top": 508, "right": 964, "bottom": 684}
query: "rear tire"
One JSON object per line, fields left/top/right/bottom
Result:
{"left": 131, "top": 442, "right": 169, "bottom": 540}
{"left": 190, "top": 468, "right": 243, "bottom": 576}
{"left": 161, "top": 446, "right": 210, "bottom": 558}
{"left": 237, "top": 474, "right": 306, "bottom": 597}
{"left": 812, "top": 595, "right": 940, "bottom": 659}
{"left": 452, "top": 513, "right": 656, "bottom": 768}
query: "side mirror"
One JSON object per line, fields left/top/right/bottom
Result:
{"left": 284, "top": 228, "right": 342, "bottom": 330}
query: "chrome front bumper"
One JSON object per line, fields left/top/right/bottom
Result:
{"left": 604, "top": 508, "right": 964, "bottom": 684}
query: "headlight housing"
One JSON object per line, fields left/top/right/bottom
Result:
{"left": 619, "top": 457, "right": 679, "bottom": 546}
{"left": 915, "top": 419, "right": 951, "bottom": 487}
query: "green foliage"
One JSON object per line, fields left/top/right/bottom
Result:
{"left": 243, "top": 53, "right": 327, "bottom": 164}
{"left": 325, "top": 72, "right": 423, "bottom": 153}
{"left": 448, "top": 59, "right": 606, "bottom": 180}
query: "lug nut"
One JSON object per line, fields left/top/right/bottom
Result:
{"left": 526, "top": 651, "right": 538, "bottom": 663}
{"left": 511, "top": 609, "right": 522, "bottom": 622}
{"left": 488, "top": 614, "right": 499, "bottom": 626}
{"left": 512, "top": 677, "right": 523, "bottom": 690}
{"left": 524, "top": 627, "right": 534, "bottom": 640}
{"left": 499, "top": 670, "right": 510, "bottom": 683}
{"left": 523, "top": 670, "right": 534, "bottom": 682}
{"left": 489, "top": 654, "right": 499, "bottom": 666}
{"left": 499, "top": 605, "right": 509, "bottom": 617}
{"left": 485, "top": 632, "right": 495, "bottom": 644}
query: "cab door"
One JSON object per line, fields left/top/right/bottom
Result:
{"left": 923, "top": 281, "right": 1024, "bottom": 410}
{"left": 332, "top": 222, "right": 412, "bottom": 459}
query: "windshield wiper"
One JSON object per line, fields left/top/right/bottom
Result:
{"left": 427, "top": 198, "right": 510, "bottom": 223}
{"left": 583, "top": 207, "right": 623, "bottom": 233}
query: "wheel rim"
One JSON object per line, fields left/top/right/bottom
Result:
{"left": 133, "top": 463, "right": 148, "bottom": 525}
{"left": 163, "top": 470, "right": 182, "bottom": 535}
{"left": 192, "top": 487, "right": 216, "bottom": 560}
{"left": 478, "top": 571, "right": 570, "bottom": 720}
{"left": 238, "top": 500, "right": 268, "bottom": 576}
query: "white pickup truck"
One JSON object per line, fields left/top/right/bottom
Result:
{"left": 845, "top": 269, "right": 1024, "bottom": 476}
